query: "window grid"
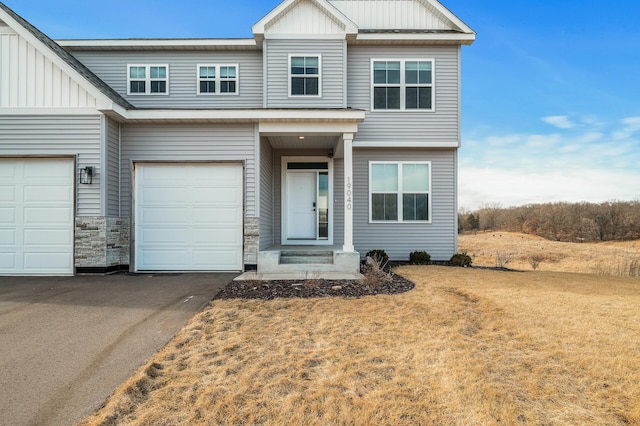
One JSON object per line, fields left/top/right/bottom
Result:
{"left": 370, "top": 162, "right": 431, "bottom": 223}
{"left": 197, "top": 64, "right": 239, "bottom": 95}
{"left": 289, "top": 55, "right": 321, "bottom": 97}
{"left": 371, "top": 59, "right": 434, "bottom": 111}
{"left": 127, "top": 65, "right": 168, "bottom": 95}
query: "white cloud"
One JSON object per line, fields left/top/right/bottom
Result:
{"left": 459, "top": 167, "right": 640, "bottom": 210}
{"left": 612, "top": 116, "right": 640, "bottom": 140}
{"left": 542, "top": 115, "right": 576, "bottom": 129}
{"left": 459, "top": 114, "right": 640, "bottom": 209}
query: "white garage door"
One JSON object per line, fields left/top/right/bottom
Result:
{"left": 135, "top": 163, "right": 243, "bottom": 271}
{"left": 0, "top": 158, "right": 74, "bottom": 275}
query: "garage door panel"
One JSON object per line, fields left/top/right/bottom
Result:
{"left": 0, "top": 186, "right": 16, "bottom": 202}
{"left": 23, "top": 161, "right": 73, "bottom": 178}
{"left": 135, "top": 163, "right": 243, "bottom": 271}
{"left": 192, "top": 187, "right": 242, "bottom": 204}
{"left": 24, "top": 207, "right": 73, "bottom": 225}
{"left": 191, "top": 228, "right": 241, "bottom": 244}
{"left": 140, "top": 187, "right": 189, "bottom": 203}
{"left": 23, "top": 229, "right": 73, "bottom": 246}
{"left": 192, "top": 250, "right": 241, "bottom": 268}
{"left": 139, "top": 250, "right": 188, "bottom": 268}
{"left": 140, "top": 207, "right": 189, "bottom": 224}
{"left": 0, "top": 162, "right": 16, "bottom": 176}
{"left": 0, "top": 208, "right": 16, "bottom": 223}
{"left": 0, "top": 252, "right": 16, "bottom": 269}
{"left": 140, "top": 228, "right": 189, "bottom": 244}
{"left": 24, "top": 185, "right": 73, "bottom": 203}
{"left": 0, "top": 230, "right": 16, "bottom": 245}
{"left": 192, "top": 207, "right": 242, "bottom": 224}
{"left": 23, "top": 252, "right": 73, "bottom": 270}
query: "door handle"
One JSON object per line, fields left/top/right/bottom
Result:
{"left": 313, "top": 201, "right": 316, "bottom": 211}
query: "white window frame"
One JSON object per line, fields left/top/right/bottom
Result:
{"left": 369, "top": 161, "right": 432, "bottom": 223}
{"left": 196, "top": 64, "right": 239, "bottom": 95}
{"left": 288, "top": 54, "right": 322, "bottom": 98}
{"left": 127, "top": 64, "right": 169, "bottom": 95}
{"left": 370, "top": 59, "right": 435, "bottom": 112}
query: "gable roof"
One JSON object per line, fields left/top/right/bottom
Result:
{"left": 253, "top": 0, "right": 358, "bottom": 40}
{"left": 0, "top": 2, "right": 134, "bottom": 110}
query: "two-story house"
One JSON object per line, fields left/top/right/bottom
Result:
{"left": 0, "top": 0, "right": 475, "bottom": 276}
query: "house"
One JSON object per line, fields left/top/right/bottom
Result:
{"left": 0, "top": 0, "right": 475, "bottom": 276}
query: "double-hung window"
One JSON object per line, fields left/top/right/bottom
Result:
{"left": 372, "top": 59, "right": 434, "bottom": 111}
{"left": 289, "top": 55, "right": 320, "bottom": 97}
{"left": 197, "top": 64, "right": 239, "bottom": 95}
{"left": 370, "top": 162, "right": 431, "bottom": 222}
{"left": 127, "top": 65, "right": 168, "bottom": 95}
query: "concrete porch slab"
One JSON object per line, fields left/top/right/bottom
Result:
{"left": 234, "top": 271, "right": 364, "bottom": 281}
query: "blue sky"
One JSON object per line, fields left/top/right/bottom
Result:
{"left": 6, "top": 0, "right": 640, "bottom": 210}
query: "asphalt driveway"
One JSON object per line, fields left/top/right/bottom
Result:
{"left": 0, "top": 272, "right": 234, "bottom": 426}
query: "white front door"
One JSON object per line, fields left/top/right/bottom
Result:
{"left": 286, "top": 172, "right": 317, "bottom": 240}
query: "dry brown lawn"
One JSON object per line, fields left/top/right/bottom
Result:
{"left": 81, "top": 264, "right": 640, "bottom": 425}
{"left": 460, "top": 231, "right": 640, "bottom": 276}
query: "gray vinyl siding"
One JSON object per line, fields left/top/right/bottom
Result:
{"left": 347, "top": 45, "right": 460, "bottom": 145}
{"left": 0, "top": 115, "right": 102, "bottom": 216}
{"left": 105, "top": 117, "right": 120, "bottom": 217}
{"left": 119, "top": 123, "right": 257, "bottom": 218}
{"left": 70, "top": 50, "right": 263, "bottom": 109}
{"left": 353, "top": 148, "right": 457, "bottom": 261}
{"left": 265, "top": 39, "right": 346, "bottom": 108}
{"left": 259, "top": 138, "right": 274, "bottom": 250}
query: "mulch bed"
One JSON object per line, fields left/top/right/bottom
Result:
{"left": 214, "top": 272, "right": 415, "bottom": 301}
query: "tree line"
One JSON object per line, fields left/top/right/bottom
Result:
{"left": 459, "top": 201, "right": 640, "bottom": 242}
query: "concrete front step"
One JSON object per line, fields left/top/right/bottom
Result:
{"left": 280, "top": 254, "right": 334, "bottom": 265}
{"left": 258, "top": 250, "right": 360, "bottom": 275}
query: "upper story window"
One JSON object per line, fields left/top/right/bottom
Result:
{"left": 370, "top": 162, "right": 431, "bottom": 222}
{"left": 289, "top": 55, "right": 321, "bottom": 97}
{"left": 127, "top": 65, "right": 168, "bottom": 95}
{"left": 371, "top": 59, "right": 434, "bottom": 111}
{"left": 198, "top": 64, "right": 239, "bottom": 95}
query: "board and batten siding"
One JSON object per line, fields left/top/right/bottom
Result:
{"left": 259, "top": 138, "right": 274, "bottom": 250}
{"left": 0, "top": 115, "right": 103, "bottom": 216}
{"left": 0, "top": 23, "right": 97, "bottom": 108}
{"left": 353, "top": 148, "right": 457, "bottom": 261}
{"left": 347, "top": 45, "right": 460, "bottom": 145}
{"left": 265, "top": 39, "right": 346, "bottom": 108}
{"left": 119, "top": 123, "right": 257, "bottom": 218}
{"left": 105, "top": 117, "right": 120, "bottom": 217}
{"left": 69, "top": 50, "right": 263, "bottom": 109}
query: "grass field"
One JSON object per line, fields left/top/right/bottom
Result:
{"left": 459, "top": 231, "right": 640, "bottom": 276}
{"left": 81, "top": 260, "right": 640, "bottom": 425}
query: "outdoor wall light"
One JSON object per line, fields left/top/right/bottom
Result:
{"left": 79, "top": 166, "right": 94, "bottom": 184}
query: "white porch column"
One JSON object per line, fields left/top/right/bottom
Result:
{"left": 342, "top": 133, "right": 354, "bottom": 252}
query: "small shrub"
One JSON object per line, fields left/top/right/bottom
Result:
{"left": 365, "top": 249, "right": 389, "bottom": 265}
{"left": 361, "top": 254, "right": 393, "bottom": 289}
{"left": 409, "top": 251, "right": 431, "bottom": 265}
{"left": 450, "top": 253, "right": 472, "bottom": 267}
{"left": 495, "top": 250, "right": 513, "bottom": 268}
{"left": 528, "top": 254, "right": 544, "bottom": 270}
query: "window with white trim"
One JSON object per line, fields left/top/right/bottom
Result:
{"left": 289, "top": 55, "right": 320, "bottom": 96}
{"left": 372, "top": 59, "right": 434, "bottom": 111}
{"left": 370, "top": 162, "right": 431, "bottom": 222}
{"left": 197, "top": 64, "right": 238, "bottom": 95}
{"left": 127, "top": 65, "right": 168, "bottom": 95}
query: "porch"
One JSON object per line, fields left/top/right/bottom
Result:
{"left": 249, "top": 112, "right": 364, "bottom": 279}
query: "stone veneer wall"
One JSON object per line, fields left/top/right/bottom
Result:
{"left": 244, "top": 216, "right": 259, "bottom": 266}
{"left": 75, "top": 217, "right": 130, "bottom": 271}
